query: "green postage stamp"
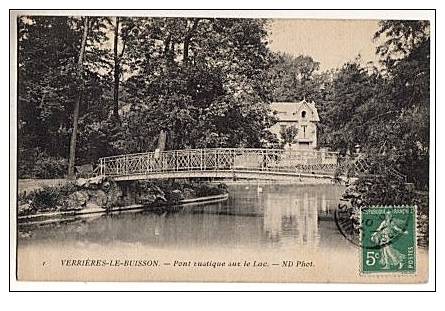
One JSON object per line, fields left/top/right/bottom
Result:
{"left": 361, "top": 206, "right": 417, "bottom": 274}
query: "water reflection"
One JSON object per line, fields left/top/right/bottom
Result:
{"left": 18, "top": 184, "right": 348, "bottom": 250}
{"left": 227, "top": 184, "right": 344, "bottom": 248}
{"left": 263, "top": 188, "right": 343, "bottom": 248}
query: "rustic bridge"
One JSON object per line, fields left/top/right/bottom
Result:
{"left": 97, "top": 148, "right": 341, "bottom": 182}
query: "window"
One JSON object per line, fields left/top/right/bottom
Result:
{"left": 301, "top": 111, "right": 307, "bottom": 118}
{"left": 301, "top": 125, "right": 307, "bottom": 138}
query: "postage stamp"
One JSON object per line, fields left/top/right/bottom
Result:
{"left": 360, "top": 206, "right": 417, "bottom": 274}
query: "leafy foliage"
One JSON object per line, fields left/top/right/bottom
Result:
{"left": 122, "top": 18, "right": 276, "bottom": 150}
{"left": 18, "top": 148, "right": 68, "bottom": 179}
{"left": 17, "top": 16, "right": 277, "bottom": 178}
{"left": 21, "top": 182, "right": 78, "bottom": 211}
{"left": 18, "top": 16, "right": 112, "bottom": 175}
{"left": 17, "top": 17, "right": 430, "bottom": 192}
{"left": 279, "top": 125, "right": 299, "bottom": 147}
{"left": 268, "top": 52, "right": 321, "bottom": 102}
{"left": 318, "top": 21, "right": 429, "bottom": 189}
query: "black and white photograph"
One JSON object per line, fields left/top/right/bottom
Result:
{"left": 10, "top": 10, "right": 434, "bottom": 285}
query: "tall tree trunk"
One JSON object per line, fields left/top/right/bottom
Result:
{"left": 183, "top": 18, "right": 200, "bottom": 65}
{"left": 157, "top": 130, "right": 167, "bottom": 152}
{"left": 68, "top": 16, "right": 89, "bottom": 179}
{"left": 113, "top": 16, "right": 120, "bottom": 121}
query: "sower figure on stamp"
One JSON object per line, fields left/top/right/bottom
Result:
{"left": 371, "top": 211, "right": 408, "bottom": 270}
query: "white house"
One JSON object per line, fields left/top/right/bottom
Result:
{"left": 269, "top": 100, "right": 320, "bottom": 150}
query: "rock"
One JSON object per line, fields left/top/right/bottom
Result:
{"left": 105, "top": 183, "right": 123, "bottom": 208}
{"left": 170, "top": 189, "right": 184, "bottom": 201}
{"left": 85, "top": 176, "right": 105, "bottom": 190}
{"left": 101, "top": 181, "right": 111, "bottom": 192}
{"left": 85, "top": 202, "right": 101, "bottom": 211}
{"left": 64, "top": 197, "right": 78, "bottom": 210}
{"left": 64, "top": 190, "right": 89, "bottom": 210}
{"left": 151, "top": 185, "right": 164, "bottom": 195}
{"left": 18, "top": 203, "right": 32, "bottom": 215}
{"left": 95, "top": 189, "right": 108, "bottom": 206}
{"left": 77, "top": 190, "right": 89, "bottom": 205}
{"left": 88, "top": 176, "right": 105, "bottom": 185}
{"left": 136, "top": 184, "right": 167, "bottom": 204}
{"left": 86, "top": 189, "right": 108, "bottom": 208}
{"left": 76, "top": 178, "right": 88, "bottom": 188}
{"left": 139, "top": 194, "right": 157, "bottom": 204}
{"left": 182, "top": 188, "right": 196, "bottom": 199}
{"left": 157, "top": 194, "right": 167, "bottom": 202}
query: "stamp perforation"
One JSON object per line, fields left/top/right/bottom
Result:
{"left": 359, "top": 205, "right": 417, "bottom": 276}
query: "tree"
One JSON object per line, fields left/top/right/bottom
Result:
{"left": 18, "top": 16, "right": 112, "bottom": 178}
{"left": 372, "top": 20, "right": 430, "bottom": 188}
{"left": 67, "top": 16, "right": 89, "bottom": 179}
{"left": 319, "top": 20, "right": 430, "bottom": 189}
{"left": 121, "top": 18, "right": 276, "bottom": 151}
{"left": 112, "top": 16, "right": 120, "bottom": 121}
{"left": 374, "top": 20, "right": 430, "bottom": 66}
{"left": 314, "top": 60, "right": 381, "bottom": 154}
{"left": 268, "top": 52, "right": 322, "bottom": 102}
{"left": 280, "top": 125, "right": 299, "bottom": 148}
{"left": 18, "top": 16, "right": 84, "bottom": 177}
{"left": 108, "top": 16, "right": 136, "bottom": 122}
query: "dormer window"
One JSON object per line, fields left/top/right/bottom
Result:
{"left": 301, "top": 111, "right": 307, "bottom": 118}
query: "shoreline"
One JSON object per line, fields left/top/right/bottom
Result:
{"left": 18, "top": 175, "right": 348, "bottom": 195}
{"left": 18, "top": 193, "right": 229, "bottom": 226}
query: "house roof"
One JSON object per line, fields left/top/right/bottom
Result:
{"left": 271, "top": 100, "right": 320, "bottom": 122}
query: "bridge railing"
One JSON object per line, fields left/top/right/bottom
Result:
{"left": 98, "top": 148, "right": 339, "bottom": 178}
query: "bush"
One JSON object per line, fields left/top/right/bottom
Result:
{"left": 166, "top": 190, "right": 184, "bottom": 202}
{"left": 20, "top": 182, "right": 78, "bottom": 211}
{"left": 27, "top": 186, "right": 62, "bottom": 211}
{"left": 192, "top": 182, "right": 227, "bottom": 197}
{"left": 136, "top": 180, "right": 227, "bottom": 202}
{"left": 33, "top": 155, "right": 68, "bottom": 179}
{"left": 18, "top": 148, "right": 68, "bottom": 179}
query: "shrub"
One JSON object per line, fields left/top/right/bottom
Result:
{"left": 192, "top": 182, "right": 227, "bottom": 197}
{"left": 137, "top": 180, "right": 227, "bottom": 202}
{"left": 20, "top": 182, "right": 78, "bottom": 211}
{"left": 28, "top": 186, "right": 62, "bottom": 211}
{"left": 33, "top": 155, "right": 68, "bottom": 179}
{"left": 18, "top": 148, "right": 68, "bottom": 179}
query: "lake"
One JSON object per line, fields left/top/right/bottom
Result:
{"left": 17, "top": 183, "right": 428, "bottom": 282}
{"left": 18, "top": 183, "right": 350, "bottom": 250}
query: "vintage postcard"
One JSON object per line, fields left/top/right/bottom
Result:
{"left": 10, "top": 10, "right": 434, "bottom": 284}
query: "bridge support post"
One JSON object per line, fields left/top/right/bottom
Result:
{"left": 215, "top": 149, "right": 218, "bottom": 170}
{"left": 200, "top": 149, "right": 203, "bottom": 171}
{"left": 188, "top": 150, "right": 191, "bottom": 170}
{"left": 124, "top": 155, "right": 128, "bottom": 175}
{"left": 262, "top": 149, "right": 265, "bottom": 171}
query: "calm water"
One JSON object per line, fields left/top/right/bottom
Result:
{"left": 18, "top": 183, "right": 354, "bottom": 251}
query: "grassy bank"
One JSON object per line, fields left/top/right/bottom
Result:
{"left": 18, "top": 179, "right": 68, "bottom": 195}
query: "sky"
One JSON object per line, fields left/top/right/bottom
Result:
{"left": 269, "top": 19, "right": 381, "bottom": 71}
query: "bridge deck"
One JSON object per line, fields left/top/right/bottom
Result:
{"left": 98, "top": 148, "right": 339, "bottom": 181}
